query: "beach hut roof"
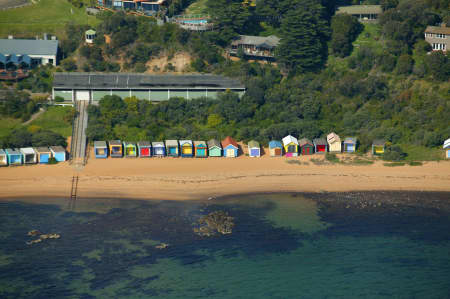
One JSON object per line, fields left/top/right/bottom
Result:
{"left": 282, "top": 135, "right": 298, "bottom": 146}
{"left": 20, "top": 147, "right": 36, "bottom": 154}
{"left": 298, "top": 138, "right": 313, "bottom": 147}
{"left": 137, "top": 141, "right": 151, "bottom": 147}
{"left": 344, "top": 137, "right": 357, "bottom": 144}
{"left": 109, "top": 140, "right": 121, "bottom": 146}
{"left": 6, "top": 148, "right": 20, "bottom": 155}
{"left": 152, "top": 141, "right": 165, "bottom": 147}
{"left": 123, "top": 142, "right": 136, "bottom": 147}
{"left": 373, "top": 139, "right": 385, "bottom": 146}
{"left": 35, "top": 147, "right": 51, "bottom": 153}
{"left": 269, "top": 140, "right": 282, "bottom": 148}
{"left": 207, "top": 139, "right": 221, "bottom": 148}
{"left": 443, "top": 138, "right": 450, "bottom": 149}
{"left": 248, "top": 140, "right": 259, "bottom": 148}
{"left": 313, "top": 138, "right": 327, "bottom": 145}
{"left": 94, "top": 141, "right": 107, "bottom": 148}
{"left": 179, "top": 140, "right": 193, "bottom": 146}
{"left": 221, "top": 136, "right": 238, "bottom": 148}
{"left": 50, "top": 146, "right": 65, "bottom": 152}
{"left": 194, "top": 141, "right": 207, "bottom": 147}
{"left": 165, "top": 140, "right": 179, "bottom": 147}
{"left": 327, "top": 132, "right": 341, "bottom": 143}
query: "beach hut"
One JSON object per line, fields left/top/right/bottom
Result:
{"left": 207, "top": 139, "right": 222, "bottom": 157}
{"left": 298, "top": 138, "right": 314, "bottom": 155}
{"left": 50, "top": 146, "right": 66, "bottom": 162}
{"left": 247, "top": 140, "right": 260, "bottom": 157}
{"left": 372, "top": 140, "right": 385, "bottom": 155}
{"left": 313, "top": 138, "right": 328, "bottom": 154}
{"left": 109, "top": 140, "right": 123, "bottom": 158}
{"left": 269, "top": 140, "right": 283, "bottom": 157}
{"left": 221, "top": 136, "right": 239, "bottom": 158}
{"left": 6, "top": 148, "right": 22, "bottom": 165}
{"left": 20, "top": 147, "right": 37, "bottom": 164}
{"left": 282, "top": 135, "right": 299, "bottom": 157}
{"left": 194, "top": 141, "right": 208, "bottom": 158}
{"left": 327, "top": 132, "right": 342, "bottom": 153}
{"left": 94, "top": 141, "right": 108, "bottom": 158}
{"left": 152, "top": 142, "right": 166, "bottom": 157}
{"left": 444, "top": 138, "right": 450, "bottom": 159}
{"left": 0, "top": 149, "right": 7, "bottom": 166}
{"left": 35, "top": 147, "right": 51, "bottom": 164}
{"left": 123, "top": 142, "right": 137, "bottom": 157}
{"left": 180, "top": 140, "right": 194, "bottom": 157}
{"left": 343, "top": 137, "right": 357, "bottom": 153}
{"left": 138, "top": 141, "right": 152, "bottom": 158}
{"left": 165, "top": 140, "right": 179, "bottom": 157}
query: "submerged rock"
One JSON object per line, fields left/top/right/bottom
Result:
{"left": 26, "top": 231, "right": 61, "bottom": 245}
{"left": 155, "top": 243, "right": 169, "bottom": 249}
{"left": 27, "top": 230, "right": 41, "bottom": 236}
{"left": 194, "top": 211, "right": 234, "bottom": 237}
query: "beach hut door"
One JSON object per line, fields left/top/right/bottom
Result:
{"left": 250, "top": 149, "right": 259, "bottom": 156}
{"left": 288, "top": 145, "right": 296, "bottom": 153}
{"left": 197, "top": 149, "right": 205, "bottom": 156}
{"left": 226, "top": 148, "right": 235, "bottom": 157}
{"left": 274, "top": 148, "right": 281, "bottom": 156}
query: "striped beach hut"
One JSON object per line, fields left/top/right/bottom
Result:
{"left": 372, "top": 140, "right": 385, "bottom": 155}
{"left": 20, "top": 147, "right": 37, "bottom": 164}
{"left": 269, "top": 140, "right": 283, "bottom": 157}
{"left": 109, "top": 140, "right": 123, "bottom": 158}
{"left": 123, "top": 142, "right": 137, "bottom": 157}
{"left": 94, "top": 141, "right": 108, "bottom": 158}
{"left": 138, "top": 141, "right": 152, "bottom": 158}
{"left": 327, "top": 132, "right": 342, "bottom": 153}
{"left": 194, "top": 141, "right": 208, "bottom": 158}
{"left": 207, "top": 139, "right": 222, "bottom": 157}
{"left": 165, "top": 140, "right": 179, "bottom": 157}
{"left": 282, "top": 135, "right": 298, "bottom": 157}
{"left": 180, "top": 140, "right": 194, "bottom": 157}
{"left": 444, "top": 138, "right": 450, "bottom": 159}
{"left": 221, "top": 136, "right": 238, "bottom": 158}
{"left": 152, "top": 142, "right": 166, "bottom": 157}
{"left": 313, "top": 138, "right": 327, "bottom": 154}
{"left": 343, "top": 137, "right": 357, "bottom": 153}
{"left": 35, "top": 147, "right": 51, "bottom": 164}
{"left": 299, "top": 138, "right": 314, "bottom": 155}
{"left": 50, "top": 146, "right": 66, "bottom": 162}
{"left": 6, "top": 148, "right": 22, "bottom": 165}
{"left": 0, "top": 149, "right": 7, "bottom": 166}
{"left": 248, "top": 140, "right": 260, "bottom": 157}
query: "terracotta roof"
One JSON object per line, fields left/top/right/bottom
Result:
{"left": 221, "top": 136, "right": 238, "bottom": 148}
{"left": 425, "top": 25, "right": 450, "bottom": 35}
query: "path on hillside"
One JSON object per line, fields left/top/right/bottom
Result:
{"left": 70, "top": 100, "right": 88, "bottom": 170}
{"left": 22, "top": 107, "right": 44, "bottom": 125}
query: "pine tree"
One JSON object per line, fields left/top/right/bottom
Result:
{"left": 207, "top": 0, "right": 251, "bottom": 41}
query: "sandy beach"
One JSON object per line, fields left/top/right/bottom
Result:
{"left": 1, "top": 150, "right": 449, "bottom": 201}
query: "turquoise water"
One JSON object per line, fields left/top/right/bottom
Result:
{"left": 180, "top": 19, "right": 208, "bottom": 24}
{"left": 0, "top": 192, "right": 449, "bottom": 298}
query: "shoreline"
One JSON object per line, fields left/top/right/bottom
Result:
{"left": 1, "top": 154, "right": 449, "bottom": 201}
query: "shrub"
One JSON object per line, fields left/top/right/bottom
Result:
{"left": 54, "top": 96, "right": 64, "bottom": 103}
{"left": 48, "top": 157, "right": 58, "bottom": 164}
{"left": 325, "top": 153, "right": 340, "bottom": 163}
{"left": 383, "top": 145, "right": 407, "bottom": 161}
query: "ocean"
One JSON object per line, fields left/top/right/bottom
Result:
{"left": 0, "top": 192, "right": 449, "bottom": 298}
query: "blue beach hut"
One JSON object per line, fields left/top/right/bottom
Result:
{"left": 343, "top": 137, "right": 357, "bottom": 153}
{"left": 6, "top": 148, "right": 22, "bottom": 165}
{"left": 165, "top": 140, "right": 179, "bottom": 157}
{"left": 152, "top": 142, "right": 165, "bottom": 157}
{"left": 269, "top": 140, "right": 283, "bottom": 157}
{"left": 221, "top": 136, "right": 238, "bottom": 158}
{"left": 35, "top": 147, "right": 51, "bottom": 164}
{"left": 50, "top": 146, "right": 66, "bottom": 162}
{"left": 94, "top": 141, "right": 108, "bottom": 158}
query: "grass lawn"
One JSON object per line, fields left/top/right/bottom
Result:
{"left": 28, "top": 106, "right": 73, "bottom": 137}
{"left": 401, "top": 144, "right": 445, "bottom": 161}
{"left": 353, "top": 23, "right": 382, "bottom": 52}
{"left": 0, "top": 0, "right": 99, "bottom": 38}
{"left": 185, "top": 0, "right": 209, "bottom": 15}
{"left": 0, "top": 117, "right": 22, "bottom": 139}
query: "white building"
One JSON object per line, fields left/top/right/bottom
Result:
{"left": 0, "top": 37, "right": 58, "bottom": 67}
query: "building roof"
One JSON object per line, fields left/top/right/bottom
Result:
{"left": 372, "top": 139, "right": 385, "bottom": 146}
{"left": 123, "top": 142, "right": 136, "bottom": 147}
{"left": 336, "top": 5, "right": 382, "bottom": 15}
{"left": 313, "top": 138, "right": 327, "bottom": 146}
{"left": 425, "top": 24, "right": 450, "bottom": 35}
{"left": 86, "top": 29, "right": 96, "bottom": 35}
{"left": 248, "top": 140, "right": 259, "bottom": 148}
{"left": 231, "top": 35, "right": 280, "bottom": 49}
{"left": 20, "top": 147, "right": 36, "bottom": 154}
{"left": 165, "top": 140, "right": 179, "bottom": 147}
{"left": 298, "top": 138, "right": 313, "bottom": 147}
{"left": 5, "top": 148, "right": 21, "bottom": 155}
{"left": 194, "top": 141, "right": 207, "bottom": 147}
{"left": 35, "top": 147, "right": 51, "bottom": 153}
{"left": 137, "top": 141, "right": 151, "bottom": 147}
{"left": 53, "top": 72, "right": 245, "bottom": 90}
{"left": 152, "top": 141, "right": 165, "bottom": 147}
{"left": 109, "top": 140, "right": 122, "bottom": 146}
{"left": 344, "top": 137, "right": 357, "bottom": 144}
{"left": 207, "top": 139, "right": 221, "bottom": 148}
{"left": 327, "top": 132, "right": 341, "bottom": 144}
{"left": 179, "top": 140, "right": 193, "bottom": 146}
{"left": 94, "top": 141, "right": 107, "bottom": 147}
{"left": 269, "top": 140, "right": 282, "bottom": 148}
{"left": 221, "top": 136, "right": 238, "bottom": 148}
{"left": 50, "top": 146, "right": 66, "bottom": 152}
{"left": 0, "top": 39, "right": 58, "bottom": 56}
{"left": 282, "top": 135, "right": 298, "bottom": 146}
{"left": 443, "top": 138, "right": 450, "bottom": 149}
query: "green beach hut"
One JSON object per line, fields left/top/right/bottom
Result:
{"left": 207, "top": 139, "right": 222, "bottom": 157}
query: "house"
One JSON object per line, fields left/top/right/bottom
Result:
{"left": 313, "top": 138, "right": 327, "bottom": 154}
{"left": 180, "top": 140, "right": 194, "bottom": 157}
{"left": 327, "top": 132, "right": 342, "bottom": 153}
{"left": 443, "top": 138, "right": 450, "bottom": 159}
{"left": 85, "top": 29, "right": 96, "bottom": 44}
{"left": 268, "top": 140, "right": 283, "bottom": 157}
{"left": 98, "top": 0, "right": 166, "bottom": 13}
{"left": 20, "top": 147, "right": 37, "bottom": 164}
{"left": 194, "top": 141, "right": 208, "bottom": 158}
{"left": 109, "top": 140, "right": 123, "bottom": 158}
{"left": 152, "top": 141, "right": 166, "bottom": 157}
{"left": 94, "top": 141, "right": 108, "bottom": 158}
{"left": 248, "top": 140, "right": 260, "bottom": 157}
{"left": 343, "top": 137, "right": 357, "bottom": 153}
{"left": 0, "top": 149, "right": 7, "bottom": 166}
{"left": 298, "top": 138, "right": 314, "bottom": 155}
{"left": 282, "top": 135, "right": 299, "bottom": 157}
{"left": 207, "top": 139, "right": 222, "bottom": 157}
{"left": 50, "top": 146, "right": 66, "bottom": 162}
{"left": 0, "top": 36, "right": 58, "bottom": 67}
{"left": 221, "top": 136, "right": 238, "bottom": 158}
{"left": 336, "top": 5, "right": 382, "bottom": 23}
{"left": 424, "top": 24, "right": 449, "bottom": 52}
{"left": 372, "top": 140, "right": 385, "bottom": 155}
{"left": 123, "top": 142, "right": 137, "bottom": 157}
{"left": 5, "top": 148, "right": 22, "bottom": 165}
{"left": 138, "top": 141, "right": 152, "bottom": 158}
{"left": 229, "top": 35, "right": 280, "bottom": 60}
{"left": 165, "top": 140, "right": 179, "bottom": 157}
{"left": 35, "top": 147, "right": 51, "bottom": 164}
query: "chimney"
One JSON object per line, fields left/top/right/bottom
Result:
{"left": 8, "top": 35, "right": 13, "bottom": 39}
